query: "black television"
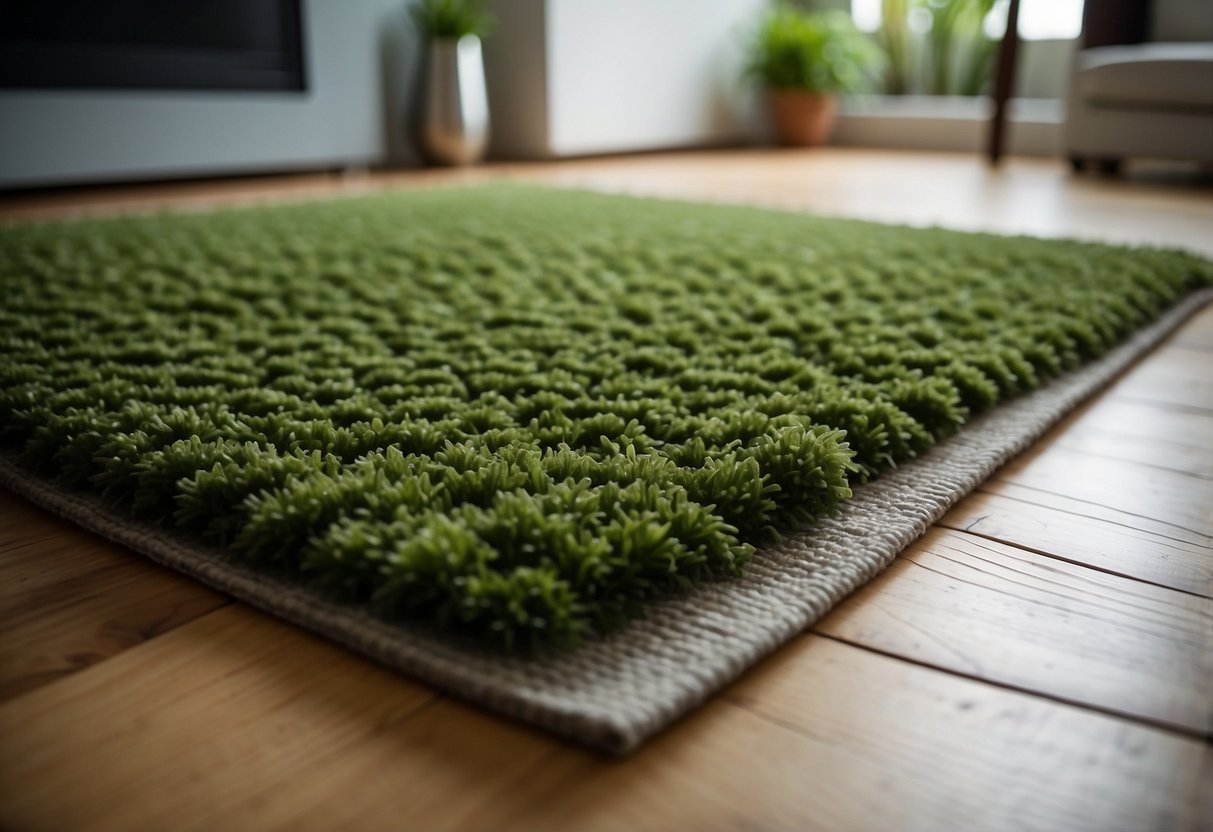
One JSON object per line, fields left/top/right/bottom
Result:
{"left": 0, "top": 0, "right": 306, "bottom": 93}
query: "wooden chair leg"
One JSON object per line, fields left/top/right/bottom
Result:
{"left": 987, "top": 0, "right": 1022, "bottom": 165}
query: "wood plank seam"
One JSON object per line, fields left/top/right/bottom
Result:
{"left": 935, "top": 523, "right": 1213, "bottom": 600}
{"left": 969, "top": 486, "right": 1208, "bottom": 548}
{"left": 1108, "top": 393, "right": 1213, "bottom": 417}
{"left": 808, "top": 523, "right": 1213, "bottom": 739}
{"left": 806, "top": 631, "right": 1211, "bottom": 742}
{"left": 0, "top": 595, "right": 234, "bottom": 705}
{"left": 929, "top": 536, "right": 1207, "bottom": 642}
{"left": 981, "top": 482, "right": 1211, "bottom": 541}
{"left": 1049, "top": 444, "right": 1213, "bottom": 483}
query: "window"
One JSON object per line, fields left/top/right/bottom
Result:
{"left": 851, "top": 0, "right": 1083, "bottom": 41}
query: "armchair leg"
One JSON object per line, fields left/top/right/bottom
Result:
{"left": 1069, "top": 156, "right": 1087, "bottom": 173}
{"left": 1096, "top": 158, "right": 1123, "bottom": 176}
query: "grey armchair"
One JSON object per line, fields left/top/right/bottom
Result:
{"left": 1066, "top": 0, "right": 1213, "bottom": 173}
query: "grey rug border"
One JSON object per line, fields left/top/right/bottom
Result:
{"left": 3, "top": 289, "right": 1210, "bottom": 755}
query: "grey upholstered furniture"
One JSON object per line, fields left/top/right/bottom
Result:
{"left": 1066, "top": 0, "right": 1213, "bottom": 172}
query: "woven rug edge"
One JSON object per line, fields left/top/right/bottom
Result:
{"left": 2, "top": 288, "right": 1210, "bottom": 754}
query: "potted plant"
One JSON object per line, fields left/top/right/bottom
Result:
{"left": 411, "top": 0, "right": 494, "bottom": 166}
{"left": 746, "top": 5, "right": 882, "bottom": 147}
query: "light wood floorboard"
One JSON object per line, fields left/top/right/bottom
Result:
{"left": 0, "top": 494, "right": 227, "bottom": 701}
{"left": 1105, "top": 346, "right": 1213, "bottom": 413}
{"left": 941, "top": 489, "right": 1213, "bottom": 597}
{"left": 1, "top": 149, "right": 1210, "bottom": 831}
{"left": 1047, "top": 399, "right": 1213, "bottom": 480}
{"left": 988, "top": 443, "right": 1212, "bottom": 541}
{"left": 1, "top": 615, "right": 1207, "bottom": 832}
{"left": 815, "top": 526, "right": 1212, "bottom": 735}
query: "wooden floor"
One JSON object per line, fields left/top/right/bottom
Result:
{"left": 1, "top": 149, "right": 1211, "bottom": 832}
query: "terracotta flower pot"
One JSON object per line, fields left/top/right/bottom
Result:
{"left": 766, "top": 89, "right": 838, "bottom": 147}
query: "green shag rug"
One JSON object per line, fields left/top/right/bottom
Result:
{"left": 2, "top": 184, "right": 1210, "bottom": 652}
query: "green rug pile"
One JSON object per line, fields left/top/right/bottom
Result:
{"left": 4, "top": 185, "right": 1208, "bottom": 751}
{"left": 2, "top": 184, "right": 1210, "bottom": 655}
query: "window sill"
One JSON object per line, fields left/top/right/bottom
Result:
{"left": 832, "top": 95, "right": 1064, "bottom": 156}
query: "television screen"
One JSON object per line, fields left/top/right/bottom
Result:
{"left": 0, "top": 0, "right": 306, "bottom": 92}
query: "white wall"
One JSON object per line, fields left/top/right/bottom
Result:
{"left": 0, "top": 0, "right": 423, "bottom": 188}
{"left": 545, "top": 0, "right": 765, "bottom": 156}
{"left": 485, "top": 0, "right": 766, "bottom": 159}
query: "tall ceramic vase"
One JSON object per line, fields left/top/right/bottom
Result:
{"left": 420, "top": 35, "right": 489, "bottom": 166}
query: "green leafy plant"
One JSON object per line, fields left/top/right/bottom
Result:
{"left": 928, "top": 0, "right": 999, "bottom": 95}
{"left": 746, "top": 5, "right": 884, "bottom": 94}
{"left": 878, "top": 0, "right": 999, "bottom": 95}
{"left": 953, "top": 0, "right": 1000, "bottom": 95}
{"left": 410, "top": 0, "right": 493, "bottom": 40}
{"left": 878, "top": 0, "right": 914, "bottom": 94}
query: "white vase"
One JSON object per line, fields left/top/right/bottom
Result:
{"left": 420, "top": 35, "right": 490, "bottom": 166}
